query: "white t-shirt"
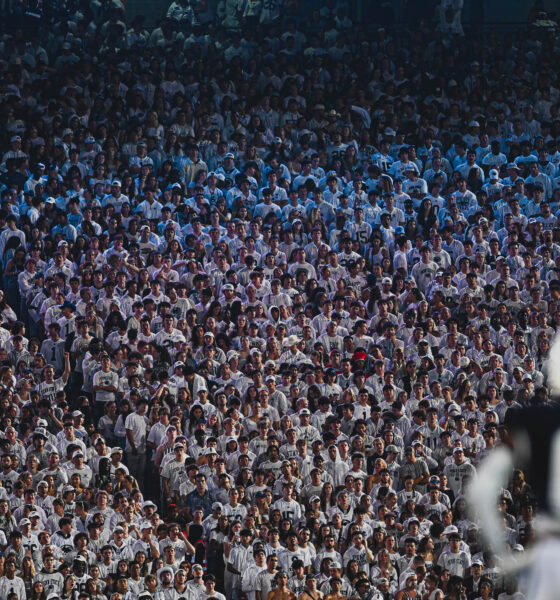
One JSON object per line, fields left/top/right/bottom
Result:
{"left": 92, "top": 370, "right": 119, "bottom": 403}
{"left": 125, "top": 412, "right": 148, "bottom": 453}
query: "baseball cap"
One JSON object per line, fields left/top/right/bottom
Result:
{"left": 443, "top": 525, "right": 459, "bottom": 536}
{"left": 472, "top": 559, "right": 483, "bottom": 566}
{"left": 448, "top": 403, "right": 461, "bottom": 417}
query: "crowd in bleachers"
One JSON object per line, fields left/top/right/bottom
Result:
{"left": 0, "top": 0, "right": 554, "bottom": 599}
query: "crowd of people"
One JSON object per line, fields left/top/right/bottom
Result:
{"left": 0, "top": 0, "right": 554, "bottom": 599}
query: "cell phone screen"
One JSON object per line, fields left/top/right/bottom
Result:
{"left": 26, "top": 0, "right": 44, "bottom": 18}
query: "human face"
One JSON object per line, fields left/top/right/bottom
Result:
{"left": 196, "top": 475, "right": 206, "bottom": 492}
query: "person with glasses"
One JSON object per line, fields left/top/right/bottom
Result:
{"left": 0, "top": 560, "right": 25, "bottom": 600}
